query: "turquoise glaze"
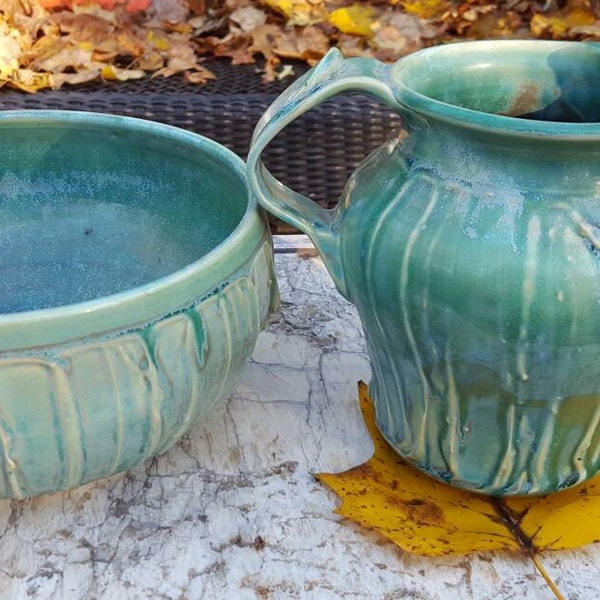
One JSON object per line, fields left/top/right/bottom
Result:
{"left": 0, "top": 111, "right": 277, "bottom": 498}
{"left": 248, "top": 41, "right": 600, "bottom": 495}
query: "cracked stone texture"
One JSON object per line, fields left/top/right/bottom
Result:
{"left": 1, "top": 244, "right": 599, "bottom": 600}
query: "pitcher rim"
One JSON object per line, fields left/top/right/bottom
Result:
{"left": 392, "top": 39, "right": 600, "bottom": 140}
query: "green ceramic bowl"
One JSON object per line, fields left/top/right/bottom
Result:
{"left": 0, "top": 111, "right": 277, "bottom": 499}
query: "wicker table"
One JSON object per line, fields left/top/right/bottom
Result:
{"left": 0, "top": 59, "right": 401, "bottom": 232}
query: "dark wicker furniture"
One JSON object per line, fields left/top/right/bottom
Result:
{"left": 0, "top": 59, "right": 402, "bottom": 232}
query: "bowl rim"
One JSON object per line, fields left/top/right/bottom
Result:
{"left": 0, "top": 110, "right": 268, "bottom": 351}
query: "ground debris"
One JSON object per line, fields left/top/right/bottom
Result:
{"left": 1, "top": 0, "right": 599, "bottom": 92}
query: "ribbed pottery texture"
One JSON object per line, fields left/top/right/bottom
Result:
{"left": 0, "top": 111, "right": 277, "bottom": 499}
{"left": 248, "top": 41, "right": 600, "bottom": 496}
{"left": 342, "top": 158, "right": 600, "bottom": 495}
{"left": 0, "top": 242, "right": 273, "bottom": 499}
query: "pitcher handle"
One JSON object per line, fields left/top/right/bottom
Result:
{"left": 247, "top": 48, "right": 401, "bottom": 299}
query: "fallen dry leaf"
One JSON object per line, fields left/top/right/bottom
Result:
{"left": 39, "top": 0, "right": 149, "bottom": 11}
{"left": 51, "top": 67, "right": 102, "bottom": 86}
{"left": 8, "top": 68, "right": 54, "bottom": 92}
{"left": 229, "top": 5, "right": 267, "bottom": 32}
{"left": 101, "top": 63, "right": 145, "bottom": 80}
{"left": 0, "top": 21, "right": 21, "bottom": 80}
{"left": 465, "top": 9, "right": 523, "bottom": 39}
{"left": 530, "top": 6, "right": 596, "bottom": 37}
{"left": 0, "top": 0, "right": 220, "bottom": 91}
{"left": 401, "top": 0, "right": 450, "bottom": 20}
{"left": 2, "top": 0, "right": 600, "bottom": 93}
{"left": 263, "top": 0, "right": 328, "bottom": 26}
{"left": 29, "top": 43, "right": 94, "bottom": 73}
{"left": 152, "top": 39, "right": 215, "bottom": 79}
{"left": 370, "top": 9, "right": 441, "bottom": 60}
{"left": 152, "top": 0, "right": 189, "bottom": 23}
{"left": 271, "top": 25, "right": 330, "bottom": 63}
{"left": 316, "top": 381, "right": 600, "bottom": 599}
{"left": 247, "top": 22, "right": 329, "bottom": 77}
{"left": 328, "top": 5, "right": 376, "bottom": 38}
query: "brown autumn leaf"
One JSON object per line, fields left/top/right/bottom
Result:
{"left": 248, "top": 23, "right": 280, "bottom": 60}
{"left": 3, "top": 0, "right": 600, "bottom": 93}
{"left": 317, "top": 382, "right": 600, "bottom": 599}
{"left": 263, "top": 0, "right": 329, "bottom": 26}
{"left": 272, "top": 26, "right": 330, "bottom": 63}
{"left": 335, "top": 32, "right": 374, "bottom": 58}
{"left": 51, "top": 68, "right": 103, "bottom": 87}
{"left": 229, "top": 5, "right": 267, "bottom": 31}
{"left": 466, "top": 9, "right": 523, "bottom": 38}
{"left": 152, "top": 36, "right": 215, "bottom": 79}
{"left": 28, "top": 42, "right": 95, "bottom": 73}
{"left": 201, "top": 33, "right": 256, "bottom": 65}
{"left": 369, "top": 9, "right": 442, "bottom": 61}
{"left": 152, "top": 0, "right": 189, "bottom": 23}
{"left": 49, "top": 10, "right": 115, "bottom": 42}
{"left": 247, "top": 22, "right": 330, "bottom": 79}
{"left": 1, "top": 1, "right": 222, "bottom": 90}
{"left": 530, "top": 6, "right": 596, "bottom": 37}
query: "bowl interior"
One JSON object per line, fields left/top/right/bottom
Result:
{"left": 0, "top": 114, "right": 247, "bottom": 313}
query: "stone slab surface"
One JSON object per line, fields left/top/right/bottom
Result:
{"left": 0, "top": 237, "right": 598, "bottom": 599}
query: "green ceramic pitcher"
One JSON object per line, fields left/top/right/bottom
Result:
{"left": 248, "top": 40, "right": 600, "bottom": 496}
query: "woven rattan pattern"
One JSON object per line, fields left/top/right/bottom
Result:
{"left": 0, "top": 59, "right": 401, "bottom": 231}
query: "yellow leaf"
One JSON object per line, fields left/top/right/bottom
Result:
{"left": 101, "top": 64, "right": 146, "bottom": 81}
{"left": 316, "top": 382, "right": 520, "bottom": 556}
{"left": 317, "top": 382, "right": 600, "bottom": 560}
{"left": 0, "top": 27, "right": 21, "bottom": 79}
{"left": 10, "top": 69, "right": 53, "bottom": 93}
{"left": 137, "top": 50, "right": 163, "bottom": 71}
{"left": 505, "top": 476, "right": 600, "bottom": 550}
{"left": 328, "top": 5, "right": 375, "bottom": 38}
{"left": 78, "top": 41, "right": 95, "bottom": 53}
{"left": 146, "top": 30, "right": 170, "bottom": 52}
{"left": 531, "top": 7, "right": 596, "bottom": 38}
{"left": 264, "top": 0, "right": 294, "bottom": 18}
{"left": 264, "top": 0, "right": 328, "bottom": 26}
{"left": 401, "top": 0, "right": 450, "bottom": 20}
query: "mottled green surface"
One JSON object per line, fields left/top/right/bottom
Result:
{"left": 0, "top": 112, "right": 277, "bottom": 498}
{"left": 249, "top": 41, "right": 600, "bottom": 495}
